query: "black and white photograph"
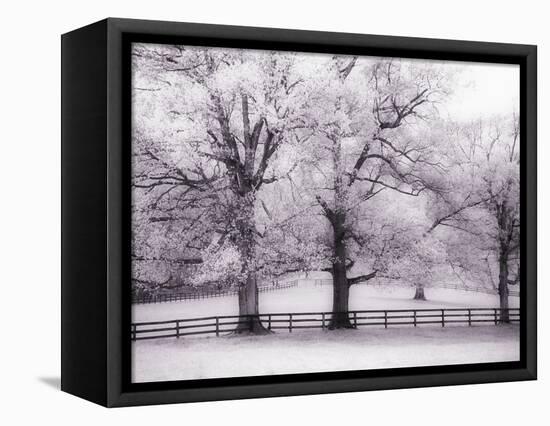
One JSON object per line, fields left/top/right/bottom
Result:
{"left": 1, "top": 0, "right": 545, "bottom": 421}
{"left": 130, "top": 43, "right": 521, "bottom": 383}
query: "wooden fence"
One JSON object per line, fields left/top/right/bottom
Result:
{"left": 131, "top": 307, "right": 520, "bottom": 341}
{"left": 436, "top": 283, "right": 520, "bottom": 297}
{"left": 313, "top": 279, "right": 520, "bottom": 297}
{"left": 134, "top": 279, "right": 518, "bottom": 305}
{"left": 132, "top": 281, "right": 298, "bottom": 304}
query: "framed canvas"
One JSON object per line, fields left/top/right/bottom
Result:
{"left": 61, "top": 18, "right": 537, "bottom": 407}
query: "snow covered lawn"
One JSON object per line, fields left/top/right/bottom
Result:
{"left": 132, "top": 324, "right": 519, "bottom": 383}
{"left": 133, "top": 283, "right": 519, "bottom": 323}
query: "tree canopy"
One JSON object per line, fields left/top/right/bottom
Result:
{"left": 131, "top": 43, "right": 520, "bottom": 328}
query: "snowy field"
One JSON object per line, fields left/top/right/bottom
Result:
{"left": 133, "top": 282, "right": 520, "bottom": 322}
{"left": 132, "top": 283, "right": 520, "bottom": 383}
{"left": 132, "top": 325, "right": 519, "bottom": 382}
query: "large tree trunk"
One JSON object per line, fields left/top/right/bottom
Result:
{"left": 328, "top": 213, "right": 353, "bottom": 329}
{"left": 413, "top": 284, "right": 426, "bottom": 301}
{"left": 498, "top": 252, "right": 510, "bottom": 324}
{"left": 326, "top": 134, "right": 354, "bottom": 330}
{"left": 215, "top": 94, "right": 275, "bottom": 335}
{"left": 234, "top": 273, "right": 269, "bottom": 334}
{"left": 231, "top": 196, "right": 269, "bottom": 334}
{"left": 494, "top": 198, "right": 515, "bottom": 324}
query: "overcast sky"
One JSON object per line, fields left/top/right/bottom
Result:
{"left": 441, "top": 61, "right": 519, "bottom": 122}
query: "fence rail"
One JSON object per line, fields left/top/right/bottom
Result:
{"left": 436, "top": 283, "right": 520, "bottom": 297}
{"left": 313, "top": 279, "right": 520, "bottom": 297}
{"left": 133, "top": 279, "right": 519, "bottom": 304}
{"left": 132, "top": 281, "right": 298, "bottom": 304}
{"left": 131, "top": 307, "right": 520, "bottom": 341}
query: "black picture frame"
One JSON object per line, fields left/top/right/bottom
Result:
{"left": 61, "top": 17, "right": 537, "bottom": 407}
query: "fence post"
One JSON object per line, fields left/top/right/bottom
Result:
{"left": 384, "top": 311, "right": 388, "bottom": 329}
{"left": 176, "top": 320, "right": 180, "bottom": 338}
{"left": 268, "top": 314, "right": 271, "bottom": 331}
{"left": 289, "top": 314, "right": 293, "bottom": 333}
{"left": 353, "top": 311, "right": 357, "bottom": 328}
{"left": 441, "top": 309, "right": 445, "bottom": 327}
{"left": 413, "top": 310, "right": 417, "bottom": 327}
{"left": 494, "top": 309, "right": 498, "bottom": 325}
{"left": 322, "top": 312, "right": 325, "bottom": 330}
{"left": 131, "top": 324, "right": 136, "bottom": 341}
{"left": 215, "top": 317, "right": 219, "bottom": 337}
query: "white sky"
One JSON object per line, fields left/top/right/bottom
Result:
{"left": 440, "top": 61, "right": 519, "bottom": 121}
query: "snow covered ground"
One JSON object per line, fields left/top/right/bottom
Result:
{"left": 132, "top": 324, "right": 519, "bottom": 382}
{"left": 132, "top": 282, "right": 520, "bottom": 322}
{"left": 132, "top": 283, "right": 520, "bottom": 383}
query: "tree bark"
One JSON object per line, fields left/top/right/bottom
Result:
{"left": 234, "top": 273, "right": 269, "bottom": 333}
{"left": 326, "top": 135, "right": 355, "bottom": 329}
{"left": 495, "top": 199, "right": 513, "bottom": 325}
{"left": 328, "top": 212, "right": 354, "bottom": 329}
{"left": 413, "top": 284, "right": 426, "bottom": 301}
{"left": 214, "top": 97, "right": 270, "bottom": 335}
{"left": 498, "top": 252, "right": 510, "bottom": 324}
{"left": 231, "top": 196, "right": 270, "bottom": 334}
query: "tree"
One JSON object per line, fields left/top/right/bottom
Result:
{"left": 132, "top": 44, "right": 313, "bottom": 333}
{"left": 132, "top": 43, "right": 518, "bottom": 332}
{"left": 441, "top": 116, "right": 520, "bottom": 322}
{"left": 408, "top": 126, "right": 496, "bottom": 301}
{"left": 301, "top": 57, "right": 451, "bottom": 328}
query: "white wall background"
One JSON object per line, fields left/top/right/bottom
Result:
{"left": 0, "top": 0, "right": 545, "bottom": 424}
